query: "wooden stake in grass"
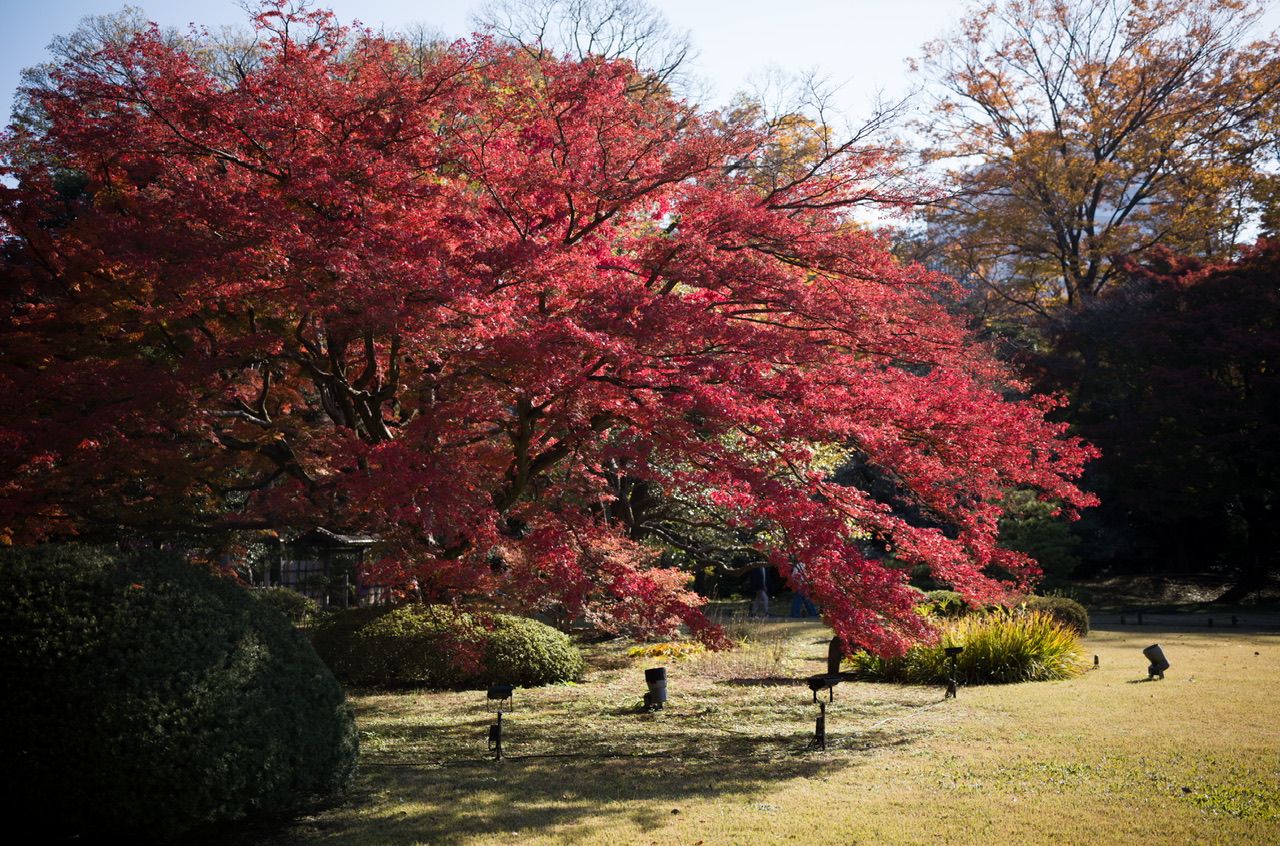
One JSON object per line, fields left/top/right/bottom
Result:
{"left": 944, "top": 646, "right": 965, "bottom": 698}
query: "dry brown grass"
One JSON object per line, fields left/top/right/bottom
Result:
{"left": 250, "top": 616, "right": 1280, "bottom": 846}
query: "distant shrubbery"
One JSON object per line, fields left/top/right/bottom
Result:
{"left": 848, "top": 611, "right": 1086, "bottom": 685}
{"left": 1021, "top": 594, "right": 1090, "bottom": 636}
{"left": 311, "top": 604, "right": 585, "bottom": 689}
{"left": 256, "top": 585, "right": 320, "bottom": 623}
{"left": 0, "top": 546, "right": 357, "bottom": 841}
{"left": 921, "top": 590, "right": 969, "bottom": 617}
{"left": 997, "top": 490, "right": 1084, "bottom": 586}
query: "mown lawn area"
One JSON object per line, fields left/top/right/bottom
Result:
{"left": 245, "top": 615, "right": 1279, "bottom": 845}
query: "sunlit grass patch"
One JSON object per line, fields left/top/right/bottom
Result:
{"left": 238, "top": 620, "right": 1280, "bottom": 846}
{"left": 931, "top": 751, "right": 1280, "bottom": 821}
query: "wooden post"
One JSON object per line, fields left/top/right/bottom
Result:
{"left": 827, "top": 636, "right": 844, "bottom": 676}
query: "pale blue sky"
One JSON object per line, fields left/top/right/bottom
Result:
{"left": 2, "top": 0, "right": 968, "bottom": 124}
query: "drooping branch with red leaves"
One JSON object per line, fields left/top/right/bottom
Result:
{"left": 0, "top": 2, "right": 1095, "bottom": 654}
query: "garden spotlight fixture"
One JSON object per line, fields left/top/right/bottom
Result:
{"left": 803, "top": 677, "right": 843, "bottom": 750}
{"left": 1143, "top": 644, "right": 1170, "bottom": 680}
{"left": 804, "top": 675, "right": 842, "bottom": 751}
{"left": 807, "top": 675, "right": 841, "bottom": 703}
{"left": 644, "top": 667, "right": 668, "bottom": 710}
{"left": 486, "top": 685, "right": 514, "bottom": 759}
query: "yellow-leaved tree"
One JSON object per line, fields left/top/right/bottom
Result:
{"left": 914, "top": 0, "right": 1280, "bottom": 320}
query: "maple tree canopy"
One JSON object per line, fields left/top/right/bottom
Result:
{"left": 0, "top": 2, "right": 1096, "bottom": 654}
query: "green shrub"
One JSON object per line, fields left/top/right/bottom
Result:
{"left": 1021, "top": 594, "right": 1090, "bottom": 636}
{"left": 998, "top": 489, "right": 1083, "bottom": 586}
{"left": 311, "top": 604, "right": 585, "bottom": 689}
{"left": 256, "top": 585, "right": 320, "bottom": 623}
{"left": 482, "top": 613, "right": 586, "bottom": 686}
{"left": 847, "top": 611, "right": 1086, "bottom": 685}
{"left": 921, "top": 589, "right": 969, "bottom": 617}
{"left": 0, "top": 545, "right": 358, "bottom": 841}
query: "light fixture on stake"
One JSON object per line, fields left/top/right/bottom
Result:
{"left": 806, "top": 675, "right": 841, "bottom": 703}
{"left": 808, "top": 701, "right": 828, "bottom": 751}
{"left": 804, "top": 675, "right": 842, "bottom": 751}
{"left": 644, "top": 667, "right": 668, "bottom": 711}
{"left": 486, "top": 684, "right": 514, "bottom": 759}
{"left": 944, "top": 646, "right": 965, "bottom": 698}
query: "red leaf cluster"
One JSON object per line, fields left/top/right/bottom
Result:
{"left": 0, "top": 2, "right": 1095, "bottom": 653}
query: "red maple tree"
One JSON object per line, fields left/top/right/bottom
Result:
{"left": 0, "top": 2, "right": 1095, "bottom": 653}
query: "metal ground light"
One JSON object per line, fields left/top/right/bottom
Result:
{"left": 805, "top": 675, "right": 842, "bottom": 751}
{"left": 1143, "top": 644, "right": 1170, "bottom": 680}
{"left": 486, "top": 685, "right": 514, "bottom": 759}
{"left": 644, "top": 667, "right": 668, "bottom": 710}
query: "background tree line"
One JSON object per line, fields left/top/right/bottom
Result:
{"left": 908, "top": 0, "right": 1280, "bottom": 598}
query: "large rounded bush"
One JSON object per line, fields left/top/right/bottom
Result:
{"left": 1021, "top": 594, "right": 1090, "bottom": 636}
{"left": 0, "top": 546, "right": 358, "bottom": 841}
{"left": 312, "top": 605, "right": 585, "bottom": 689}
{"left": 483, "top": 613, "right": 587, "bottom": 686}
{"left": 256, "top": 585, "right": 320, "bottom": 623}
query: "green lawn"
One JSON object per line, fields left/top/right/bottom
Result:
{"left": 252, "top": 615, "right": 1279, "bottom": 845}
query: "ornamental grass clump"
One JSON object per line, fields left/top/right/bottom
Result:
{"left": 922, "top": 589, "right": 970, "bottom": 617}
{"left": 848, "top": 611, "right": 1086, "bottom": 685}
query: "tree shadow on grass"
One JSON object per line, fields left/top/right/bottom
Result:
{"left": 253, "top": 693, "right": 940, "bottom": 846}
{"left": 183, "top": 710, "right": 937, "bottom": 846}
{"left": 322, "top": 733, "right": 925, "bottom": 845}
{"left": 720, "top": 675, "right": 809, "bottom": 687}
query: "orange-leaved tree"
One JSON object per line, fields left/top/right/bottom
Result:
{"left": 915, "top": 0, "right": 1280, "bottom": 320}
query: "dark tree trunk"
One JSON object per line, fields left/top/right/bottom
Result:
{"left": 828, "top": 636, "right": 844, "bottom": 676}
{"left": 1215, "top": 502, "right": 1273, "bottom": 603}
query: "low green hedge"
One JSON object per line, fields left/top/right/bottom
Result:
{"left": 847, "top": 610, "right": 1086, "bottom": 685}
{"left": 0, "top": 545, "right": 358, "bottom": 841}
{"left": 1021, "top": 594, "right": 1090, "bottom": 636}
{"left": 256, "top": 585, "right": 320, "bottom": 623}
{"left": 311, "top": 604, "right": 585, "bottom": 689}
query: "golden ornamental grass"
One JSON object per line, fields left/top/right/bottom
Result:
{"left": 849, "top": 611, "right": 1087, "bottom": 684}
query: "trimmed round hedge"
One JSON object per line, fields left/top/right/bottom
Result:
{"left": 312, "top": 604, "right": 585, "bottom": 689}
{"left": 0, "top": 546, "right": 358, "bottom": 841}
{"left": 256, "top": 585, "right": 321, "bottom": 623}
{"left": 1021, "top": 594, "right": 1090, "bottom": 636}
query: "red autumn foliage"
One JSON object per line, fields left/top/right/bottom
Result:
{"left": 0, "top": 2, "right": 1095, "bottom": 654}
